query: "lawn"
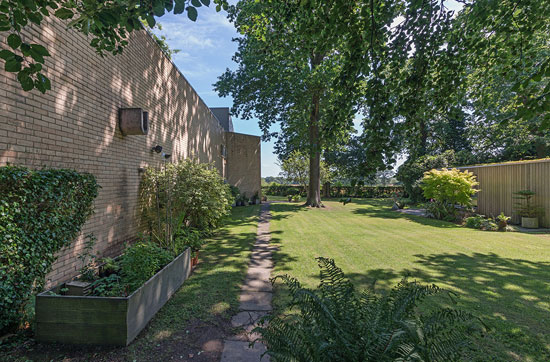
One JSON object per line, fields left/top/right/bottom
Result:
{"left": 269, "top": 198, "right": 550, "bottom": 362}
{"left": 3, "top": 205, "right": 260, "bottom": 362}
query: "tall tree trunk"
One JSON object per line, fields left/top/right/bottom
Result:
{"left": 306, "top": 92, "right": 322, "bottom": 207}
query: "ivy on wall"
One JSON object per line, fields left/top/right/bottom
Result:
{"left": 0, "top": 165, "right": 99, "bottom": 332}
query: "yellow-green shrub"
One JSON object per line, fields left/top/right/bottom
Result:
{"left": 421, "top": 168, "right": 478, "bottom": 206}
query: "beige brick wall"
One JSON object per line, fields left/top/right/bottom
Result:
{"left": 226, "top": 132, "right": 261, "bottom": 199}
{"left": 0, "top": 17, "right": 227, "bottom": 287}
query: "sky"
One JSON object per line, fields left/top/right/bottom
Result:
{"left": 153, "top": 1, "right": 464, "bottom": 177}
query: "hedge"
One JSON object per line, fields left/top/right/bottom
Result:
{"left": 262, "top": 185, "right": 403, "bottom": 198}
{"left": 0, "top": 165, "right": 99, "bottom": 332}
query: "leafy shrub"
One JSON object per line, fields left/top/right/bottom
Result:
{"left": 291, "top": 195, "right": 301, "bottom": 202}
{"left": 174, "top": 227, "right": 204, "bottom": 255}
{"left": 139, "top": 159, "right": 231, "bottom": 251}
{"left": 119, "top": 242, "right": 173, "bottom": 292}
{"left": 465, "top": 215, "right": 485, "bottom": 229}
{"left": 496, "top": 212, "right": 511, "bottom": 231}
{"left": 421, "top": 169, "right": 478, "bottom": 206}
{"left": 396, "top": 150, "right": 457, "bottom": 202}
{"left": 229, "top": 185, "right": 241, "bottom": 202}
{"left": 0, "top": 165, "right": 99, "bottom": 332}
{"left": 464, "top": 215, "right": 503, "bottom": 232}
{"left": 421, "top": 168, "right": 478, "bottom": 221}
{"left": 90, "top": 274, "right": 125, "bottom": 297}
{"left": 255, "top": 258, "right": 481, "bottom": 361}
{"left": 262, "top": 185, "right": 403, "bottom": 198}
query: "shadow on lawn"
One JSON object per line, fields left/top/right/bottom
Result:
{"left": 4, "top": 206, "right": 265, "bottom": 362}
{"left": 345, "top": 252, "right": 550, "bottom": 360}
{"left": 351, "top": 198, "right": 459, "bottom": 229}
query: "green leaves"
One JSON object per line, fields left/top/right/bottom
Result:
{"left": 7, "top": 34, "right": 22, "bottom": 49}
{"left": 174, "top": 0, "right": 186, "bottom": 14}
{"left": 54, "top": 7, "right": 74, "bottom": 20}
{"left": 187, "top": 6, "right": 198, "bottom": 21}
{"left": 0, "top": 165, "right": 99, "bottom": 331}
{"left": 1, "top": 0, "right": 229, "bottom": 93}
{"left": 255, "top": 257, "right": 480, "bottom": 361}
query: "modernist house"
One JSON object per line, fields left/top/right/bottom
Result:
{"left": 0, "top": 18, "right": 261, "bottom": 287}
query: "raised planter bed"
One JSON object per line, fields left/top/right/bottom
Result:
{"left": 35, "top": 247, "right": 191, "bottom": 346}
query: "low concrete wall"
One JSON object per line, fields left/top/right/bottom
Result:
{"left": 35, "top": 248, "right": 191, "bottom": 345}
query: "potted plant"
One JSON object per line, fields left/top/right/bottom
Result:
{"left": 175, "top": 228, "right": 204, "bottom": 266}
{"left": 514, "top": 190, "right": 544, "bottom": 228}
{"left": 495, "top": 212, "right": 510, "bottom": 231}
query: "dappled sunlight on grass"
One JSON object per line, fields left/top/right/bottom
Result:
{"left": 270, "top": 198, "right": 550, "bottom": 361}
{"left": 210, "top": 302, "right": 230, "bottom": 315}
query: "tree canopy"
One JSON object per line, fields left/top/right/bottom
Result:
{"left": 0, "top": 0, "right": 227, "bottom": 92}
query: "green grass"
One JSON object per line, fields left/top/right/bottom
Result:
{"left": 4, "top": 205, "right": 260, "bottom": 361}
{"left": 125, "top": 204, "right": 261, "bottom": 358}
{"left": 269, "top": 198, "right": 550, "bottom": 362}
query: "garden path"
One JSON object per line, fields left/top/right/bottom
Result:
{"left": 220, "top": 202, "right": 273, "bottom": 362}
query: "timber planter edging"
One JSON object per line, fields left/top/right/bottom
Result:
{"left": 35, "top": 247, "right": 192, "bottom": 346}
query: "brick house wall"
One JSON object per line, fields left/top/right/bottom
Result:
{"left": 226, "top": 132, "right": 261, "bottom": 199}
{"left": 0, "top": 17, "right": 238, "bottom": 287}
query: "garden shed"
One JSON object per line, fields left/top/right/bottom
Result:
{"left": 458, "top": 159, "right": 550, "bottom": 227}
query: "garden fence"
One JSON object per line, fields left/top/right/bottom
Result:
{"left": 458, "top": 159, "right": 550, "bottom": 227}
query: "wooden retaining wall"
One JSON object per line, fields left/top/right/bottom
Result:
{"left": 458, "top": 159, "right": 550, "bottom": 227}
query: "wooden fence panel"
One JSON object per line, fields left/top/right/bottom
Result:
{"left": 459, "top": 160, "right": 550, "bottom": 227}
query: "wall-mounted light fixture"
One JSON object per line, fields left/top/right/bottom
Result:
{"left": 119, "top": 108, "right": 149, "bottom": 135}
{"left": 152, "top": 145, "right": 163, "bottom": 153}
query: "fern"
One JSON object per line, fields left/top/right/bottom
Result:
{"left": 254, "top": 257, "right": 483, "bottom": 362}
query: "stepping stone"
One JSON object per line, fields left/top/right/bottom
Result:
{"left": 221, "top": 340, "right": 269, "bottom": 362}
{"left": 239, "top": 291, "right": 272, "bottom": 311}
{"left": 241, "top": 277, "right": 272, "bottom": 292}
{"left": 248, "top": 256, "right": 274, "bottom": 269}
{"left": 222, "top": 203, "right": 273, "bottom": 361}
{"left": 228, "top": 311, "right": 270, "bottom": 342}
{"left": 231, "top": 311, "right": 268, "bottom": 328}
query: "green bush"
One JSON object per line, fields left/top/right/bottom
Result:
{"left": 396, "top": 150, "right": 456, "bottom": 202}
{"left": 421, "top": 168, "right": 478, "bottom": 221}
{"left": 421, "top": 168, "right": 478, "bottom": 206}
{"left": 464, "top": 215, "right": 505, "bottom": 232}
{"left": 120, "top": 242, "right": 173, "bottom": 292}
{"left": 465, "top": 215, "right": 485, "bottom": 229}
{"left": 174, "top": 227, "right": 203, "bottom": 255}
{"left": 255, "top": 258, "right": 481, "bottom": 361}
{"left": 0, "top": 165, "right": 99, "bottom": 332}
{"left": 139, "top": 159, "right": 231, "bottom": 252}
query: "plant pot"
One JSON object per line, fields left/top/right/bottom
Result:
{"left": 191, "top": 251, "right": 199, "bottom": 266}
{"left": 521, "top": 217, "right": 539, "bottom": 229}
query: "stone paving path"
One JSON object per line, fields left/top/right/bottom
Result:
{"left": 221, "top": 202, "right": 273, "bottom": 362}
